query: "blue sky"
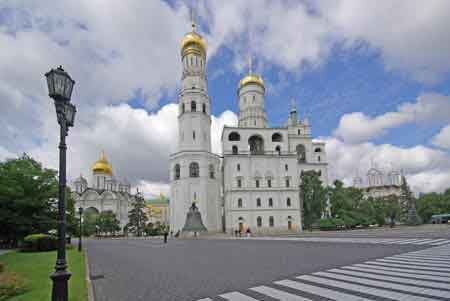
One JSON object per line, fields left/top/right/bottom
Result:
{"left": 1, "top": 0, "right": 450, "bottom": 196}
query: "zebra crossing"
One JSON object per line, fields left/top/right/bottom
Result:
{"left": 196, "top": 244, "right": 450, "bottom": 300}
{"left": 240, "top": 236, "right": 450, "bottom": 246}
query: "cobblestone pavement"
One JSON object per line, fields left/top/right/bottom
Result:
{"left": 86, "top": 238, "right": 425, "bottom": 301}
{"left": 199, "top": 244, "right": 450, "bottom": 301}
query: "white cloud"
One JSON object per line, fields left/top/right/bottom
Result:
{"left": 325, "top": 137, "right": 450, "bottom": 193}
{"left": 317, "top": 0, "right": 450, "bottom": 83}
{"left": 334, "top": 93, "right": 450, "bottom": 143}
{"left": 432, "top": 124, "right": 450, "bottom": 149}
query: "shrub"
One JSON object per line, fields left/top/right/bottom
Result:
{"left": 0, "top": 271, "right": 27, "bottom": 300}
{"left": 22, "top": 234, "right": 58, "bottom": 252}
{"left": 319, "top": 218, "right": 336, "bottom": 231}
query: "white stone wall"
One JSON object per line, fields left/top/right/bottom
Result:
{"left": 238, "top": 83, "right": 267, "bottom": 128}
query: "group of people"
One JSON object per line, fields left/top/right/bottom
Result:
{"left": 233, "top": 227, "right": 252, "bottom": 237}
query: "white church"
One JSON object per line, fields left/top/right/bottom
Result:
{"left": 170, "top": 20, "right": 328, "bottom": 234}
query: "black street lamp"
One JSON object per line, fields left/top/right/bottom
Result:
{"left": 45, "top": 66, "right": 76, "bottom": 301}
{"left": 78, "top": 207, "right": 83, "bottom": 252}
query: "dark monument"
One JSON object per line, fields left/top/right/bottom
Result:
{"left": 182, "top": 202, "right": 207, "bottom": 235}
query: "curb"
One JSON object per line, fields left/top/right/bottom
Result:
{"left": 84, "top": 248, "right": 95, "bottom": 301}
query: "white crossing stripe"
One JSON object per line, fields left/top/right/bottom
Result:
{"left": 366, "top": 260, "right": 450, "bottom": 272}
{"left": 343, "top": 265, "right": 450, "bottom": 282}
{"left": 276, "top": 279, "right": 374, "bottom": 301}
{"left": 408, "top": 239, "right": 434, "bottom": 244}
{"left": 315, "top": 271, "right": 450, "bottom": 298}
{"left": 196, "top": 299, "right": 213, "bottom": 301}
{"left": 250, "top": 285, "right": 312, "bottom": 300}
{"left": 294, "top": 275, "right": 437, "bottom": 301}
{"left": 219, "top": 292, "right": 258, "bottom": 300}
{"left": 397, "top": 238, "right": 427, "bottom": 244}
{"left": 414, "top": 239, "right": 446, "bottom": 245}
{"left": 328, "top": 268, "right": 450, "bottom": 289}
{"left": 392, "top": 255, "right": 450, "bottom": 262}
{"left": 354, "top": 263, "right": 450, "bottom": 277}
{"left": 376, "top": 258, "right": 450, "bottom": 267}
{"left": 389, "top": 256, "right": 450, "bottom": 264}
{"left": 431, "top": 240, "right": 450, "bottom": 246}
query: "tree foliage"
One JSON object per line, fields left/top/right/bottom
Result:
{"left": 300, "top": 170, "right": 326, "bottom": 230}
{"left": 127, "top": 193, "right": 148, "bottom": 236}
{"left": 0, "top": 154, "right": 75, "bottom": 246}
{"left": 96, "top": 211, "right": 121, "bottom": 235}
{"left": 416, "top": 188, "right": 450, "bottom": 223}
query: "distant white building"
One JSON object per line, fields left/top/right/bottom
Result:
{"left": 72, "top": 152, "right": 134, "bottom": 228}
{"left": 354, "top": 167, "right": 402, "bottom": 199}
{"left": 169, "top": 20, "right": 328, "bottom": 235}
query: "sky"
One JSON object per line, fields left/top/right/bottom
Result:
{"left": 1, "top": 0, "right": 450, "bottom": 198}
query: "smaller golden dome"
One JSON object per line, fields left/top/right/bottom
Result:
{"left": 92, "top": 151, "right": 113, "bottom": 176}
{"left": 239, "top": 74, "right": 265, "bottom": 89}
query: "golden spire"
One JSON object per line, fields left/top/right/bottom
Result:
{"left": 181, "top": 7, "right": 206, "bottom": 57}
{"left": 239, "top": 56, "right": 265, "bottom": 89}
{"left": 92, "top": 150, "right": 113, "bottom": 175}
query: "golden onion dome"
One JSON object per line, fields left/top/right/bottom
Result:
{"left": 239, "top": 74, "right": 265, "bottom": 89}
{"left": 181, "top": 21, "right": 207, "bottom": 57}
{"left": 92, "top": 151, "right": 113, "bottom": 176}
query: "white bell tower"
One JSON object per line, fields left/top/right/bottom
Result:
{"left": 169, "top": 14, "right": 221, "bottom": 234}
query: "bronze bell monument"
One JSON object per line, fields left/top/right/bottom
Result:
{"left": 182, "top": 202, "right": 207, "bottom": 235}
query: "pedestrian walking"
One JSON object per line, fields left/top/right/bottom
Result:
{"left": 163, "top": 231, "right": 168, "bottom": 243}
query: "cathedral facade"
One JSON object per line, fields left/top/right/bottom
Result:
{"left": 170, "top": 21, "right": 328, "bottom": 234}
{"left": 72, "top": 152, "right": 134, "bottom": 228}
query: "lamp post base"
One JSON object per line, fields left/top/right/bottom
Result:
{"left": 50, "top": 270, "right": 72, "bottom": 301}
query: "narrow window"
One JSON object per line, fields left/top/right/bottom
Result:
{"left": 182, "top": 103, "right": 185, "bottom": 113}
{"left": 191, "top": 101, "right": 196, "bottom": 112}
{"left": 275, "top": 146, "right": 281, "bottom": 154}
{"left": 209, "top": 164, "right": 215, "bottom": 179}
{"left": 202, "top": 103, "right": 206, "bottom": 113}
{"left": 298, "top": 129, "right": 301, "bottom": 135}
{"left": 257, "top": 216, "right": 262, "bottom": 227}
{"left": 269, "top": 216, "right": 274, "bottom": 227}
{"left": 285, "top": 164, "right": 288, "bottom": 171}
{"left": 232, "top": 145, "right": 238, "bottom": 155}
{"left": 267, "top": 179, "right": 272, "bottom": 187}
{"left": 287, "top": 197, "right": 291, "bottom": 207}
{"left": 174, "top": 164, "right": 180, "bottom": 180}
{"left": 237, "top": 164, "right": 240, "bottom": 171}
{"left": 238, "top": 198, "right": 242, "bottom": 208}
{"left": 193, "top": 131, "right": 196, "bottom": 140}
{"left": 237, "top": 179, "right": 242, "bottom": 188}
{"left": 286, "top": 179, "right": 290, "bottom": 187}
{"left": 318, "top": 156, "right": 321, "bottom": 162}
{"left": 256, "top": 179, "right": 260, "bottom": 188}
{"left": 269, "top": 198, "right": 273, "bottom": 207}
{"left": 256, "top": 198, "right": 261, "bottom": 207}
{"left": 189, "top": 162, "right": 199, "bottom": 178}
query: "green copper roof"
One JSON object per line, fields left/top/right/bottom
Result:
{"left": 146, "top": 194, "right": 170, "bottom": 205}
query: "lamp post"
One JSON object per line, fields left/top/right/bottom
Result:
{"left": 78, "top": 207, "right": 83, "bottom": 252}
{"left": 45, "top": 66, "right": 76, "bottom": 301}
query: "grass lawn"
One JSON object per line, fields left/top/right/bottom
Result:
{"left": 0, "top": 248, "right": 87, "bottom": 301}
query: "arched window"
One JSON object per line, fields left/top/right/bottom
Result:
{"left": 267, "top": 179, "right": 272, "bottom": 187}
{"left": 286, "top": 197, "right": 291, "bottom": 207}
{"left": 189, "top": 162, "right": 199, "bottom": 178}
{"left": 209, "top": 164, "right": 215, "bottom": 179}
{"left": 237, "top": 163, "right": 240, "bottom": 171}
{"left": 174, "top": 164, "right": 180, "bottom": 180}
{"left": 275, "top": 145, "right": 281, "bottom": 154}
{"left": 182, "top": 103, "right": 185, "bottom": 113}
{"left": 298, "top": 129, "right": 301, "bottom": 135}
{"left": 249, "top": 135, "right": 264, "bottom": 155}
{"left": 269, "top": 216, "right": 274, "bottom": 227}
{"left": 268, "top": 198, "right": 273, "bottom": 207}
{"left": 256, "top": 198, "right": 261, "bottom": 207}
{"left": 202, "top": 103, "right": 206, "bottom": 113}
{"left": 237, "top": 198, "right": 242, "bottom": 208}
{"left": 296, "top": 144, "right": 306, "bottom": 163}
{"left": 228, "top": 132, "right": 240, "bottom": 141}
{"left": 285, "top": 178, "right": 290, "bottom": 187}
{"left": 314, "top": 147, "right": 322, "bottom": 153}
{"left": 257, "top": 216, "right": 262, "bottom": 227}
{"left": 272, "top": 133, "right": 283, "bottom": 142}
{"left": 285, "top": 164, "right": 288, "bottom": 171}
{"left": 191, "top": 101, "right": 196, "bottom": 112}
{"left": 255, "top": 179, "right": 260, "bottom": 188}
{"left": 237, "top": 178, "right": 242, "bottom": 187}
{"left": 318, "top": 156, "right": 321, "bottom": 162}
{"left": 232, "top": 145, "right": 238, "bottom": 155}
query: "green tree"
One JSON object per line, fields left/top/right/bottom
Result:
{"left": 127, "top": 192, "right": 148, "bottom": 236}
{"left": 416, "top": 188, "right": 450, "bottom": 223}
{"left": 399, "top": 176, "right": 421, "bottom": 225}
{"left": 83, "top": 210, "right": 99, "bottom": 236}
{"left": 0, "top": 154, "right": 59, "bottom": 246}
{"left": 96, "top": 211, "right": 121, "bottom": 236}
{"left": 300, "top": 170, "right": 326, "bottom": 231}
